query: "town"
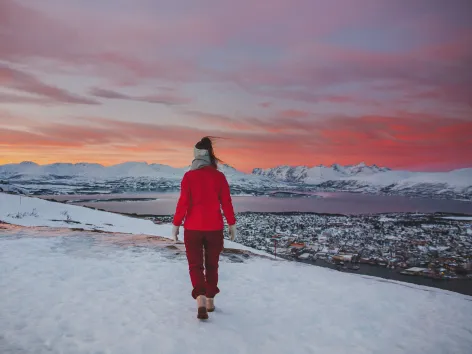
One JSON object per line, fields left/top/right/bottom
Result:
{"left": 152, "top": 212, "right": 472, "bottom": 281}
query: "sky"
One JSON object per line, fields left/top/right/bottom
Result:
{"left": 1, "top": 0, "right": 471, "bottom": 172}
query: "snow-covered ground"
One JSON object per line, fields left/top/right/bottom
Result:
{"left": 1, "top": 226, "right": 471, "bottom": 354}
{"left": 441, "top": 216, "right": 472, "bottom": 221}
{"left": 1, "top": 193, "right": 472, "bottom": 353}
{"left": 0, "top": 193, "right": 269, "bottom": 257}
{"left": 0, "top": 192, "right": 171, "bottom": 236}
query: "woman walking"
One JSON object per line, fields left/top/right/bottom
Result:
{"left": 172, "top": 137, "right": 236, "bottom": 320}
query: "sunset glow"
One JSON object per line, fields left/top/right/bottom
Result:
{"left": 1, "top": 0, "right": 471, "bottom": 172}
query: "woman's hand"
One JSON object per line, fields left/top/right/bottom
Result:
{"left": 229, "top": 224, "right": 236, "bottom": 241}
{"left": 172, "top": 225, "right": 180, "bottom": 242}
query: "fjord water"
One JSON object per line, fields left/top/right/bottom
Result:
{"left": 47, "top": 192, "right": 472, "bottom": 216}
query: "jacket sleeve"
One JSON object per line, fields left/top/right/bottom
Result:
{"left": 220, "top": 174, "right": 236, "bottom": 226}
{"left": 173, "top": 173, "right": 190, "bottom": 226}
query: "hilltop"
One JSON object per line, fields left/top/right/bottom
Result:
{"left": 1, "top": 193, "right": 471, "bottom": 354}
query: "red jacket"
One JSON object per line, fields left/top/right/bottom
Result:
{"left": 173, "top": 166, "right": 236, "bottom": 231}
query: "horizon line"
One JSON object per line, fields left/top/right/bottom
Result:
{"left": 1, "top": 160, "right": 470, "bottom": 174}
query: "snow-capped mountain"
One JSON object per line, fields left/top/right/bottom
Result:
{"left": 1, "top": 161, "right": 471, "bottom": 199}
{"left": 253, "top": 163, "right": 472, "bottom": 200}
{"left": 253, "top": 162, "right": 390, "bottom": 183}
{"left": 0, "top": 161, "right": 185, "bottom": 179}
{"left": 331, "top": 168, "right": 472, "bottom": 199}
{"left": 0, "top": 161, "right": 285, "bottom": 195}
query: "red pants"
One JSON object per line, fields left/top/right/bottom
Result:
{"left": 184, "top": 229, "right": 224, "bottom": 299}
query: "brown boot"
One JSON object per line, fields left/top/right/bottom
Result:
{"left": 206, "top": 298, "right": 215, "bottom": 312}
{"left": 196, "top": 295, "right": 208, "bottom": 320}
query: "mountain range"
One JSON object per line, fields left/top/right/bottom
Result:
{"left": 0, "top": 161, "right": 471, "bottom": 200}
{"left": 254, "top": 163, "right": 472, "bottom": 200}
{"left": 253, "top": 162, "right": 391, "bottom": 183}
{"left": 0, "top": 161, "right": 285, "bottom": 196}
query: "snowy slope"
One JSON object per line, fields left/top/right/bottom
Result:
{"left": 218, "top": 164, "right": 283, "bottom": 191}
{"left": 329, "top": 168, "right": 472, "bottom": 198}
{"left": 1, "top": 227, "right": 471, "bottom": 354}
{"left": 391, "top": 168, "right": 472, "bottom": 190}
{"left": 337, "top": 168, "right": 472, "bottom": 189}
{"left": 0, "top": 192, "right": 171, "bottom": 235}
{"left": 253, "top": 162, "right": 390, "bottom": 183}
{"left": 253, "top": 163, "right": 472, "bottom": 199}
{"left": 0, "top": 193, "right": 266, "bottom": 256}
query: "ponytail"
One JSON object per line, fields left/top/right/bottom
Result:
{"left": 195, "top": 136, "right": 222, "bottom": 168}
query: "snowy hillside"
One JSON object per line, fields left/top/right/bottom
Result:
{"left": 0, "top": 162, "right": 285, "bottom": 195}
{"left": 320, "top": 168, "right": 472, "bottom": 200}
{"left": 1, "top": 215, "right": 471, "bottom": 353}
{"left": 253, "top": 163, "right": 472, "bottom": 200}
{"left": 253, "top": 162, "right": 390, "bottom": 183}
{"left": 0, "top": 192, "right": 266, "bottom": 256}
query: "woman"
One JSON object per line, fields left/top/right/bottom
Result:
{"left": 172, "top": 137, "right": 236, "bottom": 320}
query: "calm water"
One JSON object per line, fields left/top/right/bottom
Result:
{"left": 297, "top": 258, "right": 472, "bottom": 296}
{"left": 46, "top": 191, "right": 472, "bottom": 216}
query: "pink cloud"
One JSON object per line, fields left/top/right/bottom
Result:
{"left": 184, "top": 110, "right": 262, "bottom": 131}
{"left": 254, "top": 88, "right": 363, "bottom": 105}
{"left": 411, "top": 84, "right": 472, "bottom": 108}
{"left": 0, "top": 92, "right": 52, "bottom": 105}
{"left": 277, "top": 110, "right": 310, "bottom": 119}
{"left": 0, "top": 64, "right": 98, "bottom": 105}
{"left": 0, "top": 1, "right": 201, "bottom": 84}
{"left": 0, "top": 127, "right": 83, "bottom": 148}
{"left": 2, "top": 0, "right": 470, "bottom": 110}
{"left": 0, "top": 0, "right": 80, "bottom": 61}
{"left": 89, "top": 87, "right": 192, "bottom": 105}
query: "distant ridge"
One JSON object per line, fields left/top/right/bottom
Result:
{"left": 0, "top": 161, "right": 471, "bottom": 199}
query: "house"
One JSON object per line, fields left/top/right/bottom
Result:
{"left": 401, "top": 267, "right": 428, "bottom": 276}
{"left": 290, "top": 242, "right": 305, "bottom": 248}
{"left": 314, "top": 252, "right": 328, "bottom": 260}
{"left": 298, "top": 253, "right": 312, "bottom": 260}
{"left": 333, "top": 254, "right": 354, "bottom": 262}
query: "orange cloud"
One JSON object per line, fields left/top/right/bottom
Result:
{"left": 1, "top": 0, "right": 471, "bottom": 172}
{"left": 3, "top": 111, "right": 470, "bottom": 172}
